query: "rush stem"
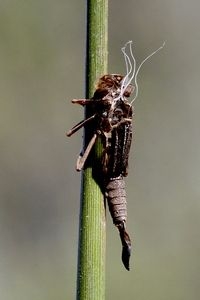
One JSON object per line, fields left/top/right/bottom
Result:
{"left": 76, "top": 1, "right": 108, "bottom": 300}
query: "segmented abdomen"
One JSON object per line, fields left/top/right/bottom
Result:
{"left": 105, "top": 176, "right": 127, "bottom": 225}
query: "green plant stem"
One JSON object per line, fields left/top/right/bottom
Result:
{"left": 76, "top": 1, "right": 108, "bottom": 300}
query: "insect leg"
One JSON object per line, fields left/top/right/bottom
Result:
{"left": 111, "top": 118, "right": 132, "bottom": 129}
{"left": 76, "top": 133, "right": 97, "bottom": 171}
{"left": 66, "top": 114, "right": 96, "bottom": 137}
{"left": 72, "top": 99, "right": 93, "bottom": 105}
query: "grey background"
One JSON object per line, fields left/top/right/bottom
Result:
{"left": 1, "top": 1, "right": 200, "bottom": 299}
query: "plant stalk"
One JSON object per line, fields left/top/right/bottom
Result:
{"left": 76, "top": 1, "right": 108, "bottom": 300}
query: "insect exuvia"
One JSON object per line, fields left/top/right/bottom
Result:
{"left": 66, "top": 41, "right": 165, "bottom": 270}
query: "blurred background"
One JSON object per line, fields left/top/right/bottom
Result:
{"left": 1, "top": 0, "right": 200, "bottom": 299}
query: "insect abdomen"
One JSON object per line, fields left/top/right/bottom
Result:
{"left": 105, "top": 176, "right": 131, "bottom": 271}
{"left": 106, "top": 176, "right": 127, "bottom": 225}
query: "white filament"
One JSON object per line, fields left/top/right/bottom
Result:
{"left": 120, "top": 41, "right": 136, "bottom": 96}
{"left": 117, "top": 41, "right": 165, "bottom": 104}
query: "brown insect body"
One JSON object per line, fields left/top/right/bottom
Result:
{"left": 66, "top": 41, "right": 164, "bottom": 271}
{"left": 67, "top": 74, "right": 133, "bottom": 270}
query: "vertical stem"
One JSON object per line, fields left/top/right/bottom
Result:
{"left": 76, "top": 1, "right": 108, "bottom": 300}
